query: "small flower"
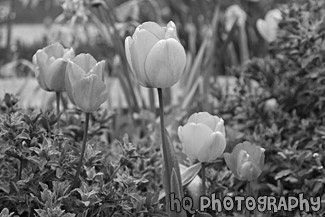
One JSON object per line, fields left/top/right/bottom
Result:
{"left": 178, "top": 112, "right": 226, "bottom": 162}
{"left": 224, "top": 5, "right": 247, "bottom": 32}
{"left": 32, "top": 42, "right": 75, "bottom": 92}
{"left": 256, "top": 9, "right": 282, "bottom": 42}
{"left": 125, "top": 21, "right": 186, "bottom": 88}
{"left": 224, "top": 141, "right": 265, "bottom": 181}
{"left": 65, "top": 53, "right": 107, "bottom": 113}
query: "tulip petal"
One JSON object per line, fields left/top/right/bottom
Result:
{"left": 188, "top": 112, "right": 217, "bottom": 131}
{"left": 241, "top": 141, "right": 264, "bottom": 165}
{"left": 34, "top": 50, "right": 50, "bottom": 91}
{"left": 62, "top": 48, "right": 75, "bottom": 60}
{"left": 43, "top": 42, "right": 65, "bottom": 59}
{"left": 130, "top": 29, "right": 160, "bottom": 87}
{"left": 224, "top": 152, "right": 239, "bottom": 178}
{"left": 72, "top": 53, "right": 97, "bottom": 73}
{"left": 179, "top": 123, "right": 213, "bottom": 161}
{"left": 125, "top": 36, "right": 135, "bottom": 75}
{"left": 89, "top": 60, "right": 105, "bottom": 80}
{"left": 144, "top": 38, "right": 186, "bottom": 88}
{"left": 72, "top": 74, "right": 107, "bottom": 113}
{"left": 198, "top": 131, "right": 226, "bottom": 162}
{"left": 139, "top": 21, "right": 165, "bottom": 40}
{"left": 165, "top": 21, "right": 179, "bottom": 41}
{"left": 47, "top": 59, "right": 67, "bottom": 92}
{"left": 214, "top": 117, "right": 226, "bottom": 135}
{"left": 65, "top": 60, "right": 86, "bottom": 104}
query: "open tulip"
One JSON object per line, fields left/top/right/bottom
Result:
{"left": 224, "top": 141, "right": 265, "bottom": 181}
{"left": 33, "top": 42, "right": 75, "bottom": 92}
{"left": 257, "top": 9, "right": 282, "bottom": 42}
{"left": 65, "top": 53, "right": 107, "bottom": 113}
{"left": 125, "top": 21, "right": 186, "bottom": 88}
{"left": 178, "top": 112, "right": 226, "bottom": 162}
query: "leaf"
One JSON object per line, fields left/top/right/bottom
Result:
{"left": 179, "top": 163, "right": 202, "bottom": 186}
{"left": 170, "top": 169, "right": 188, "bottom": 217}
{"left": 275, "top": 169, "right": 292, "bottom": 180}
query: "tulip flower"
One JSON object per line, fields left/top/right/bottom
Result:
{"left": 256, "top": 9, "right": 282, "bottom": 43}
{"left": 65, "top": 53, "right": 107, "bottom": 181}
{"left": 33, "top": 42, "right": 75, "bottom": 92}
{"left": 224, "top": 5, "right": 247, "bottom": 32}
{"left": 65, "top": 53, "right": 107, "bottom": 113}
{"left": 224, "top": 141, "right": 265, "bottom": 181}
{"left": 178, "top": 112, "right": 226, "bottom": 163}
{"left": 125, "top": 21, "right": 186, "bottom": 88}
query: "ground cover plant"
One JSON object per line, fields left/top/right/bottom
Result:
{"left": 0, "top": 0, "right": 325, "bottom": 216}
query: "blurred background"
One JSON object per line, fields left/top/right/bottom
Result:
{"left": 0, "top": 0, "right": 290, "bottom": 111}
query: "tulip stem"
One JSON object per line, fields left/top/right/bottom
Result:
{"left": 75, "top": 112, "right": 90, "bottom": 180}
{"left": 201, "top": 163, "right": 207, "bottom": 195}
{"left": 245, "top": 180, "right": 257, "bottom": 217}
{"left": 56, "top": 92, "right": 60, "bottom": 130}
{"left": 157, "top": 88, "right": 171, "bottom": 211}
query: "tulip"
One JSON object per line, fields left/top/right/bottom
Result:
{"left": 178, "top": 112, "right": 226, "bottom": 163}
{"left": 125, "top": 21, "right": 186, "bottom": 88}
{"left": 33, "top": 42, "right": 75, "bottom": 92}
{"left": 65, "top": 53, "right": 107, "bottom": 113}
{"left": 256, "top": 9, "right": 282, "bottom": 42}
{"left": 224, "top": 141, "right": 265, "bottom": 181}
{"left": 224, "top": 5, "right": 247, "bottom": 32}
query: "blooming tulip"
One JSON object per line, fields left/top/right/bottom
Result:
{"left": 125, "top": 21, "right": 186, "bottom": 88}
{"left": 178, "top": 112, "right": 226, "bottom": 162}
{"left": 256, "top": 9, "right": 282, "bottom": 42}
{"left": 65, "top": 53, "right": 107, "bottom": 113}
{"left": 32, "top": 42, "right": 75, "bottom": 92}
{"left": 224, "top": 141, "right": 265, "bottom": 181}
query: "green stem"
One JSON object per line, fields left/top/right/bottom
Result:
{"left": 245, "top": 180, "right": 257, "bottom": 217}
{"left": 56, "top": 92, "right": 60, "bottom": 129}
{"left": 157, "top": 88, "right": 171, "bottom": 210}
{"left": 201, "top": 163, "right": 206, "bottom": 195}
{"left": 75, "top": 113, "right": 90, "bottom": 179}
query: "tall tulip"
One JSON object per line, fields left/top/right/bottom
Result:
{"left": 125, "top": 21, "right": 186, "bottom": 214}
{"left": 125, "top": 21, "right": 186, "bottom": 88}
{"left": 32, "top": 42, "right": 75, "bottom": 115}
{"left": 65, "top": 53, "right": 107, "bottom": 180}
{"left": 224, "top": 141, "right": 265, "bottom": 181}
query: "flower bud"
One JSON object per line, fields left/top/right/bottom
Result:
{"left": 178, "top": 112, "right": 226, "bottom": 162}
{"left": 257, "top": 9, "right": 282, "bottom": 42}
{"left": 224, "top": 5, "right": 247, "bottom": 32}
{"left": 65, "top": 53, "right": 107, "bottom": 113}
{"left": 224, "top": 141, "right": 265, "bottom": 181}
{"left": 32, "top": 42, "right": 75, "bottom": 92}
{"left": 125, "top": 21, "right": 186, "bottom": 88}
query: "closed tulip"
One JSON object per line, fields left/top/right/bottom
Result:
{"left": 125, "top": 21, "right": 186, "bottom": 88}
{"left": 224, "top": 141, "right": 265, "bottom": 181}
{"left": 178, "top": 112, "right": 226, "bottom": 162}
{"left": 65, "top": 53, "right": 107, "bottom": 113}
{"left": 257, "top": 9, "right": 282, "bottom": 42}
{"left": 32, "top": 42, "right": 75, "bottom": 92}
{"left": 224, "top": 5, "right": 247, "bottom": 32}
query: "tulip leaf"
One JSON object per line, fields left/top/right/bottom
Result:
{"left": 160, "top": 128, "right": 183, "bottom": 212}
{"left": 170, "top": 169, "right": 188, "bottom": 217}
{"left": 180, "top": 163, "right": 202, "bottom": 187}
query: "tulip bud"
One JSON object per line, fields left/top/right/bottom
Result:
{"left": 32, "top": 42, "right": 75, "bottom": 92}
{"left": 178, "top": 112, "right": 227, "bottom": 163}
{"left": 256, "top": 9, "right": 282, "bottom": 42}
{"left": 224, "top": 5, "right": 247, "bottom": 32}
{"left": 125, "top": 21, "right": 186, "bottom": 88}
{"left": 65, "top": 53, "right": 108, "bottom": 113}
{"left": 224, "top": 141, "right": 265, "bottom": 181}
